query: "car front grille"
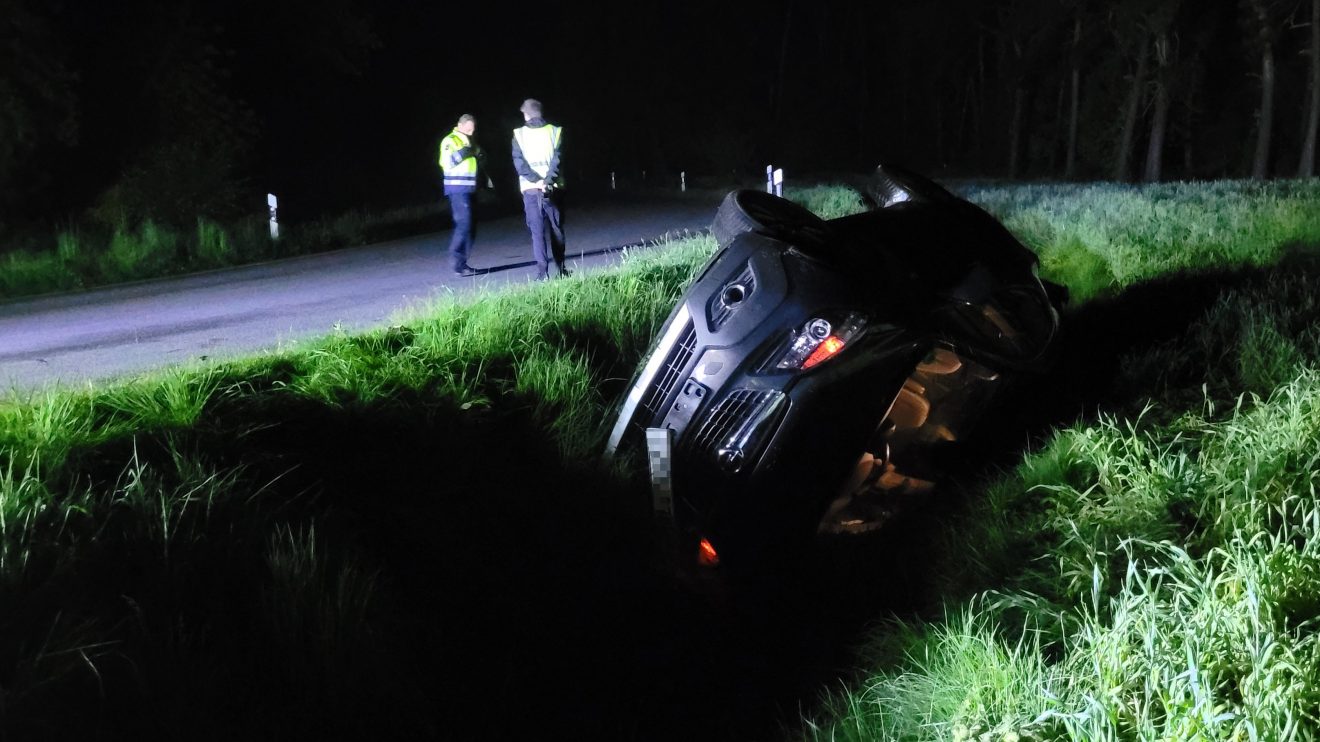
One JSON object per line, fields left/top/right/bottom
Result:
{"left": 687, "top": 389, "right": 778, "bottom": 457}
{"left": 638, "top": 318, "right": 698, "bottom": 423}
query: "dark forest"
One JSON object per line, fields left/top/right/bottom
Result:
{"left": 3, "top": 0, "right": 1319, "bottom": 234}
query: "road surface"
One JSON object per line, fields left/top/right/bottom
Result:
{"left": 0, "top": 192, "right": 722, "bottom": 392}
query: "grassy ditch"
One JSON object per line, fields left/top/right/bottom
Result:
{"left": 798, "top": 260, "right": 1320, "bottom": 740}
{"left": 2, "top": 180, "right": 1320, "bottom": 740}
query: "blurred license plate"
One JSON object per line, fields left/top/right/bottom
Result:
{"left": 645, "top": 427, "right": 675, "bottom": 521}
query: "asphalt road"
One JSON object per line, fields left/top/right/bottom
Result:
{"left": 0, "top": 192, "right": 723, "bottom": 392}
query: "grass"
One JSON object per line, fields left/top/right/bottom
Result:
{"left": 796, "top": 187, "right": 1320, "bottom": 740}
{"left": 804, "top": 368, "right": 1320, "bottom": 737}
{"left": 963, "top": 179, "right": 1320, "bottom": 301}
{"left": 3, "top": 179, "right": 1320, "bottom": 739}
{"left": 0, "top": 202, "right": 452, "bottom": 301}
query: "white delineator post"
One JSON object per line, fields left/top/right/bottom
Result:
{"left": 773, "top": 168, "right": 784, "bottom": 197}
{"left": 766, "top": 165, "right": 774, "bottom": 193}
{"left": 267, "top": 193, "right": 279, "bottom": 239}
{"left": 681, "top": 171, "right": 686, "bottom": 192}
{"left": 611, "top": 171, "right": 616, "bottom": 190}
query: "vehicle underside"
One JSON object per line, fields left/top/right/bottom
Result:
{"left": 606, "top": 165, "right": 1066, "bottom": 578}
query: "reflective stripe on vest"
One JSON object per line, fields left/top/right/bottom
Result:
{"left": 440, "top": 130, "right": 477, "bottom": 187}
{"left": 513, "top": 124, "right": 562, "bottom": 192}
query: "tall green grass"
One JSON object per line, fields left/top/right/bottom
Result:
{"left": 3, "top": 179, "right": 1320, "bottom": 739}
{"left": 964, "top": 180, "right": 1320, "bottom": 301}
{"left": 0, "top": 230, "right": 720, "bottom": 738}
{"left": 799, "top": 241, "right": 1320, "bottom": 740}
{"left": 805, "top": 370, "right": 1320, "bottom": 740}
{"left": 786, "top": 185, "right": 871, "bottom": 220}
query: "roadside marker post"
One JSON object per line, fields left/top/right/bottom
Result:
{"left": 773, "top": 168, "right": 784, "bottom": 197}
{"left": 765, "top": 165, "right": 773, "bottom": 193}
{"left": 267, "top": 193, "right": 279, "bottom": 239}
{"left": 681, "top": 171, "right": 686, "bottom": 192}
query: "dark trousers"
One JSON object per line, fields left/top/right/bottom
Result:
{"left": 521, "top": 189, "right": 565, "bottom": 277}
{"left": 447, "top": 191, "right": 475, "bottom": 271}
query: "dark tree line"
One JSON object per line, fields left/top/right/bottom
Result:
{"left": 576, "top": 0, "right": 1320, "bottom": 185}
{"left": 0, "top": 0, "right": 376, "bottom": 237}
{"left": 3, "top": 0, "right": 1320, "bottom": 240}
{"left": 688, "top": 0, "right": 1320, "bottom": 183}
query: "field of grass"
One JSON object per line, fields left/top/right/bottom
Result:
{"left": 3, "top": 179, "right": 1320, "bottom": 739}
{"left": 0, "top": 202, "right": 453, "bottom": 300}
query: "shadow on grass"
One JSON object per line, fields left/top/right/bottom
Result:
{"left": 9, "top": 249, "right": 1320, "bottom": 741}
{"left": 834, "top": 246, "right": 1320, "bottom": 610}
{"left": 187, "top": 390, "right": 838, "bottom": 741}
{"left": 978, "top": 244, "right": 1320, "bottom": 452}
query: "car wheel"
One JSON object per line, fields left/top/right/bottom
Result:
{"left": 942, "top": 283, "right": 1060, "bottom": 371}
{"left": 711, "top": 189, "right": 832, "bottom": 250}
{"left": 869, "top": 163, "right": 959, "bottom": 207}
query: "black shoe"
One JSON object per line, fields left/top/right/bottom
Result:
{"left": 454, "top": 266, "right": 479, "bottom": 277}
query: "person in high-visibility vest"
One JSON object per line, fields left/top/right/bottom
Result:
{"left": 511, "top": 99, "right": 568, "bottom": 280}
{"left": 439, "top": 114, "right": 482, "bottom": 277}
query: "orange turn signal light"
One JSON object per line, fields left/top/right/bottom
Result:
{"left": 697, "top": 538, "right": 721, "bottom": 568}
{"left": 803, "top": 336, "right": 847, "bottom": 369}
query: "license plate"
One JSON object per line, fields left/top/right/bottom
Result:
{"left": 645, "top": 427, "right": 676, "bottom": 521}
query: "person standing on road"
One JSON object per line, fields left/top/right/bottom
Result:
{"left": 440, "top": 114, "right": 482, "bottom": 277}
{"left": 511, "top": 98, "right": 568, "bottom": 280}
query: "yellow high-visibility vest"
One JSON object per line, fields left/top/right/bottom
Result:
{"left": 513, "top": 124, "right": 563, "bottom": 192}
{"left": 439, "top": 129, "right": 477, "bottom": 189}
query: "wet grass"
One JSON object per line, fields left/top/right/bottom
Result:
{"left": 3, "top": 180, "right": 1320, "bottom": 740}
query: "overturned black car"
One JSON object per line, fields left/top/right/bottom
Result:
{"left": 605, "top": 165, "right": 1066, "bottom": 577}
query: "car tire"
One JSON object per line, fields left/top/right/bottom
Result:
{"left": 711, "top": 189, "right": 831, "bottom": 249}
{"left": 869, "top": 163, "right": 959, "bottom": 207}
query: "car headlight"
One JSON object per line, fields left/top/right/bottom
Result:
{"left": 764, "top": 312, "right": 868, "bottom": 371}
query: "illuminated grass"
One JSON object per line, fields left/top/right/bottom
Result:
{"left": 799, "top": 263, "right": 1320, "bottom": 740}
{"left": 2, "top": 180, "right": 1320, "bottom": 738}
{"left": 965, "top": 179, "right": 1320, "bottom": 301}
{"left": 785, "top": 184, "right": 871, "bottom": 220}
